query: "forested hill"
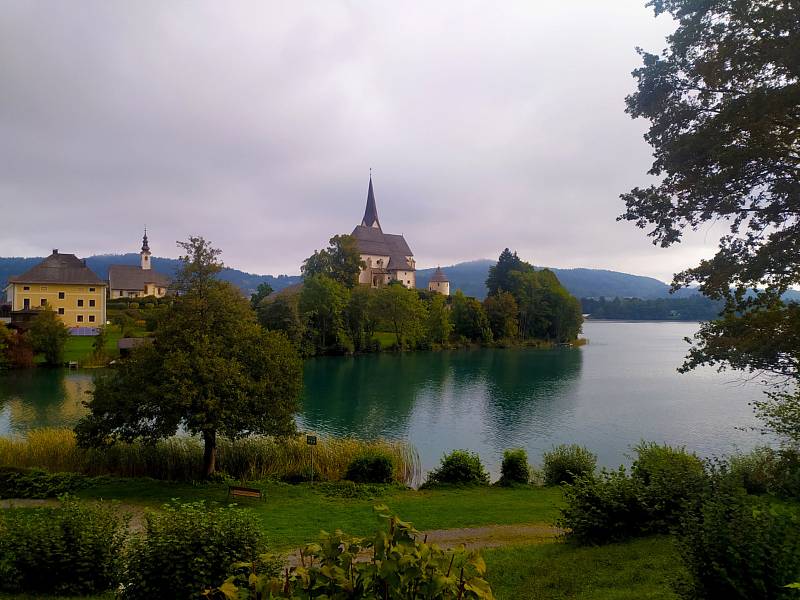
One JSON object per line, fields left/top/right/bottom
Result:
{"left": 5, "top": 253, "right": 796, "bottom": 302}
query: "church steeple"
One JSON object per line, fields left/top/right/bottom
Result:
{"left": 361, "top": 174, "right": 381, "bottom": 230}
{"left": 140, "top": 227, "right": 151, "bottom": 270}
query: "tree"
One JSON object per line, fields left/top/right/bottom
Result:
{"left": 28, "top": 307, "right": 70, "bottom": 366}
{"left": 75, "top": 237, "right": 303, "bottom": 477}
{"left": 484, "top": 291, "right": 519, "bottom": 340}
{"left": 486, "top": 248, "right": 531, "bottom": 296}
{"left": 426, "top": 293, "right": 453, "bottom": 345}
{"left": 0, "top": 326, "right": 11, "bottom": 369}
{"left": 623, "top": 0, "right": 800, "bottom": 439}
{"left": 372, "top": 284, "right": 427, "bottom": 348}
{"left": 258, "top": 294, "right": 305, "bottom": 347}
{"left": 92, "top": 326, "right": 108, "bottom": 361}
{"left": 451, "top": 291, "right": 492, "bottom": 343}
{"left": 343, "top": 286, "right": 378, "bottom": 351}
{"left": 298, "top": 274, "right": 349, "bottom": 351}
{"left": 302, "top": 234, "right": 365, "bottom": 288}
{"left": 250, "top": 282, "right": 274, "bottom": 310}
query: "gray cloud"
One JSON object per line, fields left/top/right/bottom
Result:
{"left": 0, "top": 0, "right": 719, "bottom": 281}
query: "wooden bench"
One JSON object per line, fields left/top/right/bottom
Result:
{"left": 227, "top": 485, "right": 265, "bottom": 502}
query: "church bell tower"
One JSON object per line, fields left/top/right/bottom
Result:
{"left": 140, "top": 228, "right": 151, "bottom": 270}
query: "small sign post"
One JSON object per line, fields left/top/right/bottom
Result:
{"left": 306, "top": 435, "right": 317, "bottom": 484}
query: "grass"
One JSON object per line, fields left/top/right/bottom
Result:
{"left": 61, "top": 327, "right": 123, "bottom": 364}
{"left": 74, "top": 478, "right": 565, "bottom": 549}
{"left": 0, "top": 428, "right": 419, "bottom": 484}
{"left": 484, "top": 536, "right": 683, "bottom": 600}
{"left": 372, "top": 331, "right": 397, "bottom": 349}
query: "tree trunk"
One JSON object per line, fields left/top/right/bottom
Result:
{"left": 202, "top": 430, "right": 217, "bottom": 478}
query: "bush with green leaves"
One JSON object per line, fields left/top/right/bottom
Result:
{"left": 498, "top": 448, "right": 530, "bottom": 486}
{"left": 729, "top": 446, "right": 800, "bottom": 499}
{"left": 121, "top": 501, "right": 266, "bottom": 600}
{"left": 424, "top": 450, "right": 490, "bottom": 486}
{"left": 542, "top": 444, "right": 596, "bottom": 485}
{"left": 675, "top": 466, "right": 800, "bottom": 600}
{"left": 631, "top": 442, "right": 706, "bottom": 529}
{"left": 557, "top": 467, "right": 649, "bottom": 544}
{"left": 204, "top": 507, "right": 494, "bottom": 600}
{"left": 0, "top": 497, "right": 128, "bottom": 595}
{"left": 0, "top": 466, "right": 94, "bottom": 499}
{"left": 344, "top": 451, "right": 395, "bottom": 483}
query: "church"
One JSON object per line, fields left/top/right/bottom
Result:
{"left": 107, "top": 230, "right": 171, "bottom": 299}
{"left": 351, "top": 177, "right": 417, "bottom": 289}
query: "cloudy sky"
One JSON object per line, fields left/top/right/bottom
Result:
{"left": 0, "top": 1, "right": 726, "bottom": 281}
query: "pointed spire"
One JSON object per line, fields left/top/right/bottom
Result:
{"left": 141, "top": 227, "right": 150, "bottom": 253}
{"left": 361, "top": 173, "right": 381, "bottom": 230}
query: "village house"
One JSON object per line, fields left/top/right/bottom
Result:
{"left": 4, "top": 250, "right": 107, "bottom": 330}
{"left": 107, "top": 230, "right": 170, "bottom": 299}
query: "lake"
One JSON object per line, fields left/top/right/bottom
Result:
{"left": 0, "top": 321, "right": 769, "bottom": 476}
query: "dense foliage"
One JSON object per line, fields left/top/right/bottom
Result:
{"left": 424, "top": 450, "right": 490, "bottom": 486}
{"left": 122, "top": 501, "right": 267, "bottom": 600}
{"left": 0, "top": 325, "right": 34, "bottom": 369}
{"left": 624, "top": 0, "right": 800, "bottom": 443}
{"left": 676, "top": 467, "right": 800, "bottom": 600}
{"left": 0, "top": 497, "right": 128, "bottom": 595}
{"left": 729, "top": 446, "right": 800, "bottom": 499}
{"left": 301, "top": 234, "right": 365, "bottom": 288}
{"left": 28, "top": 306, "right": 70, "bottom": 365}
{"left": 498, "top": 448, "right": 530, "bottom": 486}
{"left": 0, "top": 466, "right": 93, "bottom": 498}
{"left": 204, "top": 507, "right": 494, "bottom": 600}
{"left": 76, "top": 237, "right": 304, "bottom": 477}
{"left": 542, "top": 444, "right": 596, "bottom": 485}
{"left": 344, "top": 451, "right": 395, "bottom": 484}
{"left": 581, "top": 295, "right": 724, "bottom": 321}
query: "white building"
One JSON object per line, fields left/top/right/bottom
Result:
{"left": 428, "top": 266, "right": 450, "bottom": 296}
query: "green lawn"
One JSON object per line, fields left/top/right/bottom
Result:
{"left": 77, "top": 479, "right": 564, "bottom": 550}
{"left": 61, "top": 327, "right": 123, "bottom": 364}
{"left": 373, "top": 331, "right": 397, "bottom": 349}
{"left": 484, "top": 536, "right": 683, "bottom": 600}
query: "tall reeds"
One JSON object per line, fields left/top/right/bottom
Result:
{"left": 0, "top": 428, "right": 420, "bottom": 485}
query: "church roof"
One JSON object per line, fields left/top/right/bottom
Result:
{"left": 430, "top": 266, "right": 449, "bottom": 282}
{"left": 351, "top": 225, "right": 415, "bottom": 271}
{"left": 9, "top": 251, "right": 105, "bottom": 285}
{"left": 361, "top": 176, "right": 381, "bottom": 229}
{"left": 108, "top": 265, "right": 170, "bottom": 291}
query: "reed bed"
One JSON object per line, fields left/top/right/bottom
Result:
{"left": 0, "top": 428, "right": 420, "bottom": 486}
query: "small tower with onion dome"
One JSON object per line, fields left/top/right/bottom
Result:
{"left": 428, "top": 266, "right": 450, "bottom": 296}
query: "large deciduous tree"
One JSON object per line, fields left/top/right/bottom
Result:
{"left": 372, "top": 284, "right": 427, "bottom": 348}
{"left": 622, "top": 0, "right": 800, "bottom": 441}
{"left": 76, "top": 237, "right": 303, "bottom": 477}
{"left": 301, "top": 234, "right": 365, "bottom": 288}
{"left": 28, "top": 307, "right": 70, "bottom": 366}
{"left": 299, "top": 274, "right": 349, "bottom": 350}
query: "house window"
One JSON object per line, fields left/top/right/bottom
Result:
{"left": 88, "top": 315, "right": 95, "bottom": 323}
{"left": 77, "top": 315, "right": 84, "bottom": 322}
{"left": 89, "top": 299, "right": 95, "bottom": 307}
{"left": 40, "top": 286, "right": 47, "bottom": 292}
{"left": 77, "top": 299, "right": 84, "bottom": 307}
{"left": 58, "top": 308, "right": 64, "bottom": 315}
{"left": 23, "top": 286, "right": 30, "bottom": 291}
{"left": 40, "top": 298, "right": 47, "bottom": 306}
{"left": 58, "top": 292, "right": 65, "bottom": 299}
{"left": 23, "top": 298, "right": 30, "bottom": 309}
{"left": 89, "top": 287, "right": 95, "bottom": 292}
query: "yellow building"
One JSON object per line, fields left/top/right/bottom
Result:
{"left": 4, "top": 250, "right": 107, "bottom": 330}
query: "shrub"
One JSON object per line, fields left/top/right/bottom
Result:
{"left": 498, "top": 448, "right": 530, "bottom": 486}
{"left": 345, "top": 451, "right": 395, "bottom": 483}
{"left": 542, "top": 444, "right": 596, "bottom": 485}
{"left": 729, "top": 446, "right": 800, "bottom": 500}
{"left": 557, "top": 467, "right": 649, "bottom": 544}
{"left": 121, "top": 501, "right": 266, "bottom": 600}
{"left": 0, "top": 497, "right": 128, "bottom": 595}
{"left": 204, "top": 507, "right": 493, "bottom": 600}
{"left": 631, "top": 442, "right": 706, "bottom": 529}
{"left": 424, "top": 450, "right": 490, "bottom": 486}
{"left": 0, "top": 466, "right": 93, "bottom": 498}
{"left": 675, "top": 467, "right": 800, "bottom": 600}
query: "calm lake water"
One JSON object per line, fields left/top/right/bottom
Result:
{"left": 0, "top": 321, "right": 768, "bottom": 475}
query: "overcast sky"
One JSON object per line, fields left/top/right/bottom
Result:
{"left": 0, "top": 1, "right": 727, "bottom": 281}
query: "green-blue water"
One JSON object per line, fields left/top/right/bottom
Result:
{"left": 0, "top": 321, "right": 768, "bottom": 475}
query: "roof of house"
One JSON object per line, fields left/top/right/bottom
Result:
{"left": 8, "top": 251, "right": 106, "bottom": 286}
{"left": 108, "top": 265, "right": 170, "bottom": 291}
{"left": 430, "top": 266, "right": 449, "bottom": 283}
